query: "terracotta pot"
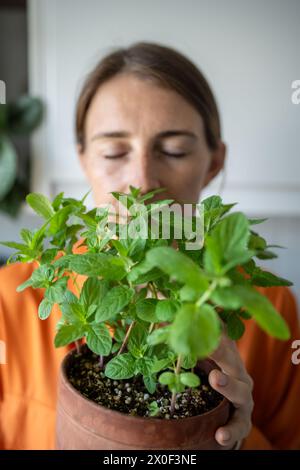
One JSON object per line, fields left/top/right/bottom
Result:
{"left": 55, "top": 347, "right": 230, "bottom": 450}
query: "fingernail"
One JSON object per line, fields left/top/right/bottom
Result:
{"left": 218, "top": 373, "right": 228, "bottom": 386}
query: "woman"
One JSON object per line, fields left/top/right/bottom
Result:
{"left": 0, "top": 42, "right": 299, "bottom": 450}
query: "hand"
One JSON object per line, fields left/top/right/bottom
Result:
{"left": 208, "top": 333, "right": 254, "bottom": 449}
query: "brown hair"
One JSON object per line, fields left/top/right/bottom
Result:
{"left": 75, "top": 41, "right": 221, "bottom": 151}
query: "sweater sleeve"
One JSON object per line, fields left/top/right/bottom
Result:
{"left": 239, "top": 286, "right": 300, "bottom": 450}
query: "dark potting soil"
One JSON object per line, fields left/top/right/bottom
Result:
{"left": 67, "top": 347, "right": 223, "bottom": 419}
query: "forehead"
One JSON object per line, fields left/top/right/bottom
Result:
{"left": 84, "top": 73, "right": 204, "bottom": 137}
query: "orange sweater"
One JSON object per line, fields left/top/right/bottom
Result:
{"left": 0, "top": 260, "right": 300, "bottom": 450}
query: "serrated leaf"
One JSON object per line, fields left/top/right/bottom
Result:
{"left": 169, "top": 303, "right": 221, "bottom": 358}
{"left": 155, "top": 299, "right": 179, "bottom": 322}
{"left": 147, "top": 326, "right": 170, "bottom": 346}
{"left": 80, "top": 278, "right": 109, "bottom": 309}
{"left": 144, "top": 376, "right": 157, "bottom": 394}
{"left": 105, "top": 353, "right": 136, "bottom": 379}
{"left": 54, "top": 323, "right": 86, "bottom": 347}
{"left": 86, "top": 323, "right": 112, "bottom": 355}
{"left": 146, "top": 247, "right": 209, "bottom": 292}
{"left": 179, "top": 372, "right": 200, "bottom": 387}
{"left": 128, "top": 323, "right": 148, "bottom": 356}
{"left": 158, "top": 371, "right": 175, "bottom": 385}
{"left": 64, "top": 253, "right": 127, "bottom": 280}
{"left": 135, "top": 357, "right": 154, "bottom": 376}
{"left": 26, "top": 193, "right": 55, "bottom": 220}
{"left": 38, "top": 298, "right": 53, "bottom": 320}
{"left": 95, "top": 285, "right": 134, "bottom": 322}
{"left": 136, "top": 299, "right": 158, "bottom": 323}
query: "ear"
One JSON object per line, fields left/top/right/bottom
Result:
{"left": 203, "top": 141, "right": 226, "bottom": 187}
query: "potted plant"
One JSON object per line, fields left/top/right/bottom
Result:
{"left": 1, "top": 187, "right": 292, "bottom": 450}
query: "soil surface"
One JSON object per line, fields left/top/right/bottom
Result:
{"left": 67, "top": 347, "right": 223, "bottom": 419}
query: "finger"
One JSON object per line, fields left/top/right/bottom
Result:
{"left": 215, "top": 408, "right": 252, "bottom": 447}
{"left": 208, "top": 369, "right": 254, "bottom": 408}
{"left": 209, "top": 333, "right": 250, "bottom": 383}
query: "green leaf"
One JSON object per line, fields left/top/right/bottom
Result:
{"left": 155, "top": 299, "right": 179, "bottom": 322}
{"left": 181, "top": 354, "right": 197, "bottom": 369}
{"left": 146, "top": 247, "right": 209, "bottom": 292}
{"left": 211, "top": 287, "right": 243, "bottom": 310}
{"left": 136, "top": 299, "right": 158, "bottom": 323}
{"left": 38, "top": 298, "right": 53, "bottom": 320}
{"left": 80, "top": 278, "right": 109, "bottom": 309}
{"left": 86, "top": 323, "right": 112, "bottom": 355}
{"left": 179, "top": 372, "right": 200, "bottom": 387}
{"left": 144, "top": 377, "right": 157, "bottom": 395}
{"left": 52, "top": 192, "right": 64, "bottom": 211}
{"left": 26, "top": 193, "right": 55, "bottom": 220}
{"left": 111, "top": 342, "right": 122, "bottom": 354}
{"left": 127, "top": 258, "right": 163, "bottom": 285}
{"left": 60, "top": 302, "right": 86, "bottom": 323}
{"left": 169, "top": 303, "right": 221, "bottom": 358}
{"left": 16, "top": 278, "right": 33, "bottom": 292}
{"left": 128, "top": 323, "right": 148, "bottom": 356}
{"left": 158, "top": 371, "right": 175, "bottom": 386}
{"left": 64, "top": 253, "right": 127, "bottom": 280}
{"left": 151, "top": 356, "right": 174, "bottom": 374}
{"left": 95, "top": 285, "right": 134, "bottom": 322}
{"left": 54, "top": 323, "right": 86, "bottom": 347}
{"left": 105, "top": 353, "right": 136, "bottom": 379}
{"left": 44, "top": 286, "right": 65, "bottom": 304}
{"left": 147, "top": 326, "right": 170, "bottom": 346}
{"left": 48, "top": 205, "right": 74, "bottom": 235}
{"left": 231, "top": 285, "right": 290, "bottom": 340}
{"left": 243, "top": 262, "right": 293, "bottom": 287}
{"left": 27, "top": 264, "right": 55, "bottom": 288}
{"left": 20, "top": 228, "right": 33, "bottom": 246}
{"left": 40, "top": 248, "right": 58, "bottom": 264}
{"left": 0, "top": 241, "right": 35, "bottom": 257}
{"left": 248, "top": 218, "right": 268, "bottom": 226}
{"left": 204, "top": 212, "right": 253, "bottom": 274}
{"left": 135, "top": 357, "right": 154, "bottom": 376}
{"left": 226, "top": 313, "right": 245, "bottom": 340}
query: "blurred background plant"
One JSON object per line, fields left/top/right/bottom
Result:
{"left": 0, "top": 95, "right": 43, "bottom": 217}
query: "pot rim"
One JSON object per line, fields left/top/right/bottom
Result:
{"left": 60, "top": 345, "right": 230, "bottom": 426}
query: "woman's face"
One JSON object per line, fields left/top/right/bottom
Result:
{"left": 79, "top": 73, "right": 225, "bottom": 206}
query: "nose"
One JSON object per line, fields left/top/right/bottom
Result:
{"left": 127, "top": 150, "right": 161, "bottom": 196}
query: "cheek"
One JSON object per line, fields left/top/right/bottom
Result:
{"left": 161, "top": 155, "right": 210, "bottom": 196}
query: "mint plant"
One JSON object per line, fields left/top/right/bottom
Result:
{"left": 1, "top": 187, "right": 292, "bottom": 416}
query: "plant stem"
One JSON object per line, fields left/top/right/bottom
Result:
{"left": 149, "top": 282, "right": 158, "bottom": 299}
{"left": 117, "top": 321, "right": 135, "bottom": 356}
{"left": 196, "top": 280, "right": 218, "bottom": 308}
{"left": 99, "top": 355, "right": 104, "bottom": 369}
{"left": 71, "top": 274, "right": 81, "bottom": 297}
{"left": 170, "top": 354, "right": 182, "bottom": 416}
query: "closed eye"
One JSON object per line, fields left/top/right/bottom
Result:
{"left": 104, "top": 152, "right": 127, "bottom": 159}
{"left": 104, "top": 151, "right": 188, "bottom": 159}
{"left": 162, "top": 151, "right": 188, "bottom": 158}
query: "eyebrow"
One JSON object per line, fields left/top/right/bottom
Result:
{"left": 90, "top": 129, "right": 198, "bottom": 141}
